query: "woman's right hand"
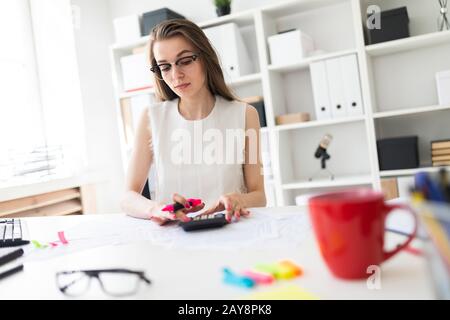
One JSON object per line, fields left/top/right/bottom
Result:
{"left": 149, "top": 193, "right": 205, "bottom": 225}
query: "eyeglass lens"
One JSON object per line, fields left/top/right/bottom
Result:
{"left": 152, "top": 55, "right": 198, "bottom": 80}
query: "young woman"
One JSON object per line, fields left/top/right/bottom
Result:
{"left": 121, "top": 19, "right": 266, "bottom": 225}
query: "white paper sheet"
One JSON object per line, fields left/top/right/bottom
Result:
{"left": 18, "top": 207, "right": 311, "bottom": 262}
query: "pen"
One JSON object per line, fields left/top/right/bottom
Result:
{"left": 0, "top": 248, "right": 24, "bottom": 267}
{"left": 415, "top": 172, "right": 446, "bottom": 203}
{"left": 385, "top": 227, "right": 426, "bottom": 241}
{"left": 438, "top": 168, "right": 450, "bottom": 203}
{"left": 162, "top": 198, "right": 202, "bottom": 213}
{"left": 0, "top": 264, "right": 24, "bottom": 281}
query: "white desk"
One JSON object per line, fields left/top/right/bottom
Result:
{"left": 0, "top": 206, "right": 435, "bottom": 299}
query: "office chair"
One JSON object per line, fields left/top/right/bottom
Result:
{"left": 142, "top": 179, "right": 151, "bottom": 200}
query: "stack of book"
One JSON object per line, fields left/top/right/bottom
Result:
{"left": 432, "top": 140, "right": 450, "bottom": 167}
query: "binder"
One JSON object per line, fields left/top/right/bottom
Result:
{"left": 341, "top": 54, "right": 364, "bottom": 116}
{"left": 310, "top": 61, "right": 332, "bottom": 120}
{"left": 203, "top": 23, "right": 253, "bottom": 82}
{"left": 326, "top": 58, "right": 347, "bottom": 118}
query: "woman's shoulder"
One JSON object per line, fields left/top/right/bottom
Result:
{"left": 147, "top": 99, "right": 173, "bottom": 110}
{"left": 147, "top": 99, "right": 176, "bottom": 117}
{"left": 220, "top": 96, "right": 256, "bottom": 115}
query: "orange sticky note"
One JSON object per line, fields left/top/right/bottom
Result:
{"left": 279, "top": 260, "right": 303, "bottom": 276}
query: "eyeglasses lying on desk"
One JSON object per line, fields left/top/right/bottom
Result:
{"left": 56, "top": 269, "right": 151, "bottom": 297}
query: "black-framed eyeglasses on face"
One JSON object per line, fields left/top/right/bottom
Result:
{"left": 150, "top": 53, "right": 200, "bottom": 80}
{"left": 56, "top": 268, "right": 151, "bottom": 297}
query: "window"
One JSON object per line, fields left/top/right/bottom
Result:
{"left": 0, "top": 0, "right": 87, "bottom": 188}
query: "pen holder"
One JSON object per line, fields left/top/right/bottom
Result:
{"left": 412, "top": 199, "right": 450, "bottom": 299}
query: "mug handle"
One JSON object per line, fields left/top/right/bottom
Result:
{"left": 382, "top": 203, "right": 418, "bottom": 262}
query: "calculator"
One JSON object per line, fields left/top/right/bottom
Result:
{"left": 179, "top": 213, "right": 228, "bottom": 232}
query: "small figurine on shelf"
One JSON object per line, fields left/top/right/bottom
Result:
{"left": 309, "top": 134, "right": 334, "bottom": 181}
{"left": 214, "top": 0, "right": 231, "bottom": 17}
{"left": 438, "top": 0, "right": 450, "bottom": 31}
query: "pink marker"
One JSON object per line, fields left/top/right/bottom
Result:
{"left": 242, "top": 270, "right": 275, "bottom": 285}
{"left": 162, "top": 198, "right": 203, "bottom": 212}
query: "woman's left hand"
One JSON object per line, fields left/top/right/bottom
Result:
{"left": 202, "top": 193, "right": 250, "bottom": 222}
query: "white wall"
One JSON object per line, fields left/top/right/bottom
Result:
{"left": 109, "top": 0, "right": 278, "bottom": 23}
{"left": 72, "top": 0, "right": 125, "bottom": 213}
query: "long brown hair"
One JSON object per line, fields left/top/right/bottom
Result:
{"left": 148, "top": 19, "right": 237, "bottom": 102}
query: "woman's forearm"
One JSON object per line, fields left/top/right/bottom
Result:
{"left": 238, "top": 190, "right": 267, "bottom": 209}
{"left": 121, "top": 190, "right": 160, "bottom": 219}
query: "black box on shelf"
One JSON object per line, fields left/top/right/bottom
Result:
{"left": 142, "top": 8, "right": 185, "bottom": 36}
{"left": 366, "top": 6, "right": 410, "bottom": 45}
{"left": 377, "top": 136, "right": 419, "bottom": 170}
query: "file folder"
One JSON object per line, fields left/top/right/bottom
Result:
{"left": 310, "top": 61, "right": 332, "bottom": 120}
{"left": 341, "top": 54, "right": 364, "bottom": 116}
{"left": 326, "top": 58, "right": 347, "bottom": 118}
{"left": 203, "top": 23, "right": 253, "bottom": 82}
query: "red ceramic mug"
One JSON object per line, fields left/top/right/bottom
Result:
{"left": 308, "top": 188, "right": 417, "bottom": 279}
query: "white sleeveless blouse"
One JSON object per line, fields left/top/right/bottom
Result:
{"left": 148, "top": 95, "right": 247, "bottom": 209}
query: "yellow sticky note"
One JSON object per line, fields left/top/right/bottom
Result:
{"left": 241, "top": 285, "right": 319, "bottom": 300}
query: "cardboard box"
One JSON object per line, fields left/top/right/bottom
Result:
{"left": 275, "top": 112, "right": 310, "bottom": 125}
{"left": 381, "top": 178, "right": 399, "bottom": 200}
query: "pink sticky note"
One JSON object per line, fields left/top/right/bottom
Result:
{"left": 242, "top": 270, "right": 275, "bottom": 285}
{"left": 58, "top": 231, "right": 68, "bottom": 245}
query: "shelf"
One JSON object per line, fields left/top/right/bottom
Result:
{"left": 0, "top": 188, "right": 81, "bottom": 216}
{"left": 282, "top": 175, "right": 373, "bottom": 190}
{"left": 261, "top": 0, "right": 348, "bottom": 18}
{"left": 198, "top": 9, "right": 255, "bottom": 29}
{"left": 119, "top": 88, "right": 155, "bottom": 99}
{"left": 365, "top": 30, "right": 450, "bottom": 57}
{"left": 112, "top": 10, "right": 256, "bottom": 51}
{"left": 373, "top": 105, "right": 450, "bottom": 119}
{"left": 274, "top": 115, "right": 365, "bottom": 132}
{"left": 267, "top": 49, "right": 357, "bottom": 73}
{"left": 379, "top": 166, "right": 450, "bottom": 178}
{"left": 4, "top": 199, "right": 83, "bottom": 218}
{"left": 227, "top": 73, "right": 261, "bottom": 86}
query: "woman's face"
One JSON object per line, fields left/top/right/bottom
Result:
{"left": 153, "top": 35, "right": 207, "bottom": 98}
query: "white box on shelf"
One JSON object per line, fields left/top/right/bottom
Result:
{"left": 113, "top": 14, "right": 142, "bottom": 44}
{"left": 436, "top": 70, "right": 450, "bottom": 106}
{"left": 268, "top": 30, "right": 314, "bottom": 66}
{"left": 310, "top": 61, "right": 332, "bottom": 120}
{"left": 120, "top": 53, "right": 153, "bottom": 92}
{"left": 203, "top": 23, "right": 253, "bottom": 82}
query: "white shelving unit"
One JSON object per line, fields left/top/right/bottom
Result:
{"left": 110, "top": 0, "right": 450, "bottom": 206}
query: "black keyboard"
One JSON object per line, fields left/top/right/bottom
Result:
{"left": 0, "top": 219, "right": 30, "bottom": 247}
